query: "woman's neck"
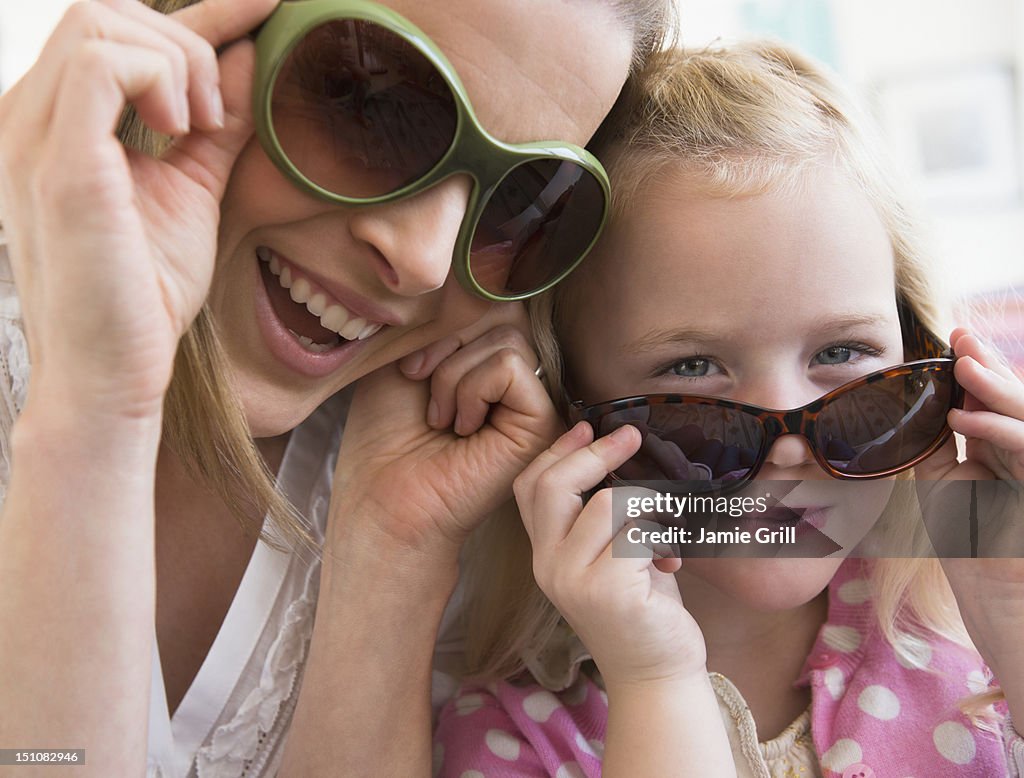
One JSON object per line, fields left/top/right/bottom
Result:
{"left": 676, "top": 567, "right": 829, "bottom": 740}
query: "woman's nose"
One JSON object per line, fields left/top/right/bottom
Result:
{"left": 347, "top": 174, "right": 473, "bottom": 296}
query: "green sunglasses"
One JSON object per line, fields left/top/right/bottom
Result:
{"left": 252, "top": 0, "right": 611, "bottom": 301}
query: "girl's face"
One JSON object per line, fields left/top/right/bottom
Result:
{"left": 561, "top": 162, "right": 906, "bottom": 610}
{"left": 210, "top": 0, "right": 633, "bottom": 437}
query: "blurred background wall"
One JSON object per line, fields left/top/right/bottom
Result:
{"left": 1, "top": 0, "right": 1022, "bottom": 365}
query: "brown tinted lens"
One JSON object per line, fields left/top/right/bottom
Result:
{"left": 592, "top": 403, "right": 765, "bottom": 487}
{"left": 816, "top": 367, "right": 954, "bottom": 476}
{"left": 271, "top": 19, "right": 457, "bottom": 197}
{"left": 470, "top": 159, "right": 605, "bottom": 296}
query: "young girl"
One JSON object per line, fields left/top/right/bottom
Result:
{"left": 434, "top": 43, "right": 1024, "bottom": 777}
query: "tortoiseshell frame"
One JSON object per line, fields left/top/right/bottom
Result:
{"left": 570, "top": 299, "right": 964, "bottom": 491}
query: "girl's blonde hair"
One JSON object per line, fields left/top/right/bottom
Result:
{"left": 119, "top": 0, "right": 679, "bottom": 549}
{"left": 464, "top": 43, "right": 985, "bottom": 700}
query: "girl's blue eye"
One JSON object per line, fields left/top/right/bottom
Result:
{"left": 816, "top": 346, "right": 852, "bottom": 365}
{"left": 671, "top": 358, "right": 712, "bottom": 377}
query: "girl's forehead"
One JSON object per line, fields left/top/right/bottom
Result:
{"left": 577, "top": 164, "right": 898, "bottom": 331}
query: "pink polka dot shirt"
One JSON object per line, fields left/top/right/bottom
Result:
{"left": 434, "top": 560, "right": 1024, "bottom": 777}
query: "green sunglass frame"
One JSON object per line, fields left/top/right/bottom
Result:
{"left": 252, "top": 0, "right": 612, "bottom": 302}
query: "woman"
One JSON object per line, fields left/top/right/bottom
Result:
{"left": 0, "top": 0, "right": 673, "bottom": 774}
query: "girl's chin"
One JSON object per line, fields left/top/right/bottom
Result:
{"left": 682, "top": 558, "right": 842, "bottom": 611}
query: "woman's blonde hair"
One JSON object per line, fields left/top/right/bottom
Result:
{"left": 119, "top": 0, "right": 679, "bottom": 549}
{"left": 464, "top": 43, "right": 990, "bottom": 708}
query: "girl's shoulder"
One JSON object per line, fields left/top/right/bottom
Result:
{"left": 434, "top": 673, "right": 606, "bottom": 778}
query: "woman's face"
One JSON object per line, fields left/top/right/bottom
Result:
{"left": 560, "top": 162, "right": 905, "bottom": 610}
{"left": 210, "top": 0, "right": 633, "bottom": 436}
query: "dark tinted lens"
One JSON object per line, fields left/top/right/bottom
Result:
{"left": 816, "top": 366, "right": 954, "bottom": 475}
{"left": 471, "top": 159, "right": 605, "bottom": 296}
{"left": 271, "top": 20, "right": 457, "bottom": 197}
{"left": 590, "top": 402, "right": 765, "bottom": 488}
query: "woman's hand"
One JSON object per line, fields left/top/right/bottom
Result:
{"left": 0, "top": 0, "right": 276, "bottom": 420}
{"left": 513, "top": 420, "right": 708, "bottom": 686}
{"left": 326, "top": 302, "right": 563, "bottom": 559}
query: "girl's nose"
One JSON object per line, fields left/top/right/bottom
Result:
{"left": 762, "top": 433, "right": 817, "bottom": 472}
{"left": 347, "top": 175, "right": 473, "bottom": 296}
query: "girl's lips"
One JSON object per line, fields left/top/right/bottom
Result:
{"left": 253, "top": 253, "right": 375, "bottom": 379}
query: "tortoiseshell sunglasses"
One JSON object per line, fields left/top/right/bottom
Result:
{"left": 570, "top": 302, "right": 964, "bottom": 493}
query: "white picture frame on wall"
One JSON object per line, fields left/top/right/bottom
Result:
{"left": 875, "top": 64, "right": 1020, "bottom": 206}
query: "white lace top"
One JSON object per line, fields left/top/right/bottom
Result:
{"left": 0, "top": 231, "right": 464, "bottom": 778}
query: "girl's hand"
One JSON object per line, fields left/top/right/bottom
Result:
{"left": 326, "top": 303, "right": 562, "bottom": 560}
{"left": 514, "top": 422, "right": 709, "bottom": 686}
{"left": 915, "top": 329, "right": 1024, "bottom": 720}
{"left": 0, "top": 0, "right": 276, "bottom": 420}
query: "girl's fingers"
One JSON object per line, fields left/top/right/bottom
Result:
{"left": 517, "top": 425, "right": 641, "bottom": 552}
{"left": 952, "top": 330, "right": 1021, "bottom": 384}
{"left": 97, "top": 0, "right": 224, "bottom": 130}
{"left": 954, "top": 356, "right": 1024, "bottom": 421}
{"left": 426, "top": 324, "right": 539, "bottom": 430}
{"left": 559, "top": 487, "right": 660, "bottom": 566}
{"left": 950, "top": 408, "right": 1024, "bottom": 462}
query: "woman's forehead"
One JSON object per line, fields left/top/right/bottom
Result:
{"left": 383, "top": 0, "right": 632, "bottom": 146}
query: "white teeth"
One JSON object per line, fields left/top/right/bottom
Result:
{"left": 357, "top": 323, "right": 383, "bottom": 340}
{"left": 307, "top": 292, "right": 327, "bottom": 317}
{"left": 287, "top": 328, "right": 339, "bottom": 353}
{"left": 320, "top": 304, "right": 350, "bottom": 334}
{"left": 339, "top": 316, "right": 366, "bottom": 341}
{"left": 265, "top": 250, "right": 388, "bottom": 340}
{"left": 290, "top": 277, "right": 312, "bottom": 304}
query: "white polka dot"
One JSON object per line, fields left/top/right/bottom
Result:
{"left": 455, "top": 693, "right": 484, "bottom": 716}
{"left": 523, "top": 690, "right": 563, "bottom": 723}
{"left": 575, "top": 732, "right": 604, "bottom": 759}
{"left": 432, "top": 743, "right": 444, "bottom": 777}
{"left": 894, "top": 641, "right": 932, "bottom": 670}
{"left": 820, "top": 738, "right": 863, "bottom": 772}
{"left": 555, "top": 762, "right": 585, "bottom": 778}
{"left": 838, "top": 578, "right": 871, "bottom": 605}
{"left": 857, "top": 685, "right": 901, "bottom": 720}
{"left": 933, "top": 721, "right": 976, "bottom": 764}
{"left": 822, "top": 625, "right": 862, "bottom": 653}
{"left": 824, "top": 666, "right": 846, "bottom": 699}
{"left": 485, "top": 729, "right": 521, "bottom": 761}
{"left": 967, "top": 669, "right": 989, "bottom": 694}
{"left": 460, "top": 772, "right": 485, "bottom": 778}
{"left": 598, "top": 689, "right": 608, "bottom": 706}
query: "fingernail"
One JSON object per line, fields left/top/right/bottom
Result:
{"left": 610, "top": 425, "right": 635, "bottom": 443}
{"left": 401, "top": 350, "right": 425, "bottom": 376}
{"left": 208, "top": 84, "right": 224, "bottom": 129}
{"left": 177, "top": 91, "right": 190, "bottom": 134}
{"left": 454, "top": 412, "right": 463, "bottom": 435}
{"left": 427, "top": 398, "right": 439, "bottom": 427}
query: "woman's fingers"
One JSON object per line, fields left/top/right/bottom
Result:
{"left": 448, "top": 347, "right": 550, "bottom": 437}
{"left": 954, "top": 354, "right": 1024, "bottom": 421}
{"left": 171, "top": 0, "right": 278, "bottom": 47}
{"left": 98, "top": 0, "right": 225, "bottom": 129}
{"left": 426, "top": 324, "right": 540, "bottom": 431}
{"left": 160, "top": 38, "right": 256, "bottom": 201}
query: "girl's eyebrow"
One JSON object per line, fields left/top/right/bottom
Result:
{"left": 626, "top": 313, "right": 891, "bottom": 354}
{"left": 628, "top": 326, "right": 722, "bottom": 353}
